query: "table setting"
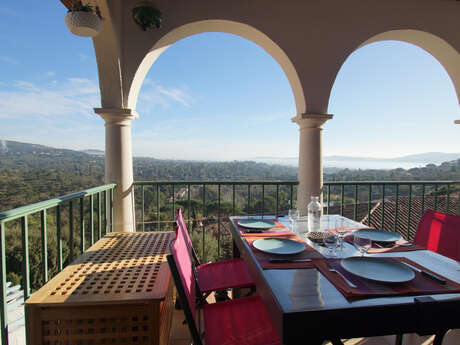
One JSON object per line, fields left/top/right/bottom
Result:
{"left": 232, "top": 213, "right": 460, "bottom": 301}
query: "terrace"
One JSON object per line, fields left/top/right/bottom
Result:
{"left": 1, "top": 0, "right": 460, "bottom": 344}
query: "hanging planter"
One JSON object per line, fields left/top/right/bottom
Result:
{"left": 132, "top": 1, "right": 162, "bottom": 31}
{"left": 65, "top": 2, "right": 102, "bottom": 37}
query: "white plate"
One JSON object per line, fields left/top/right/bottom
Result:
{"left": 237, "top": 219, "right": 276, "bottom": 229}
{"left": 252, "top": 238, "right": 305, "bottom": 255}
{"left": 340, "top": 257, "right": 415, "bottom": 283}
{"left": 353, "top": 229, "right": 402, "bottom": 243}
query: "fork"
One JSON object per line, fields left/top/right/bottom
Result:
{"left": 328, "top": 268, "right": 357, "bottom": 288}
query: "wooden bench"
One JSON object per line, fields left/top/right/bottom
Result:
{"left": 25, "top": 232, "right": 174, "bottom": 345}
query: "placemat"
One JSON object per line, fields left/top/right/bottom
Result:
{"left": 234, "top": 218, "right": 293, "bottom": 237}
{"left": 344, "top": 234, "right": 425, "bottom": 253}
{"left": 312, "top": 257, "right": 460, "bottom": 301}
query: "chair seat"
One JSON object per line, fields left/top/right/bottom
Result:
{"left": 197, "top": 258, "right": 254, "bottom": 293}
{"left": 203, "top": 295, "right": 281, "bottom": 345}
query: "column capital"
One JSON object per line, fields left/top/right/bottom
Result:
{"left": 291, "top": 113, "right": 333, "bottom": 128}
{"left": 94, "top": 107, "right": 139, "bottom": 123}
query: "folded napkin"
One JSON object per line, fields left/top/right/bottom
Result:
{"left": 344, "top": 234, "right": 425, "bottom": 253}
{"left": 234, "top": 218, "right": 293, "bottom": 237}
{"left": 312, "top": 257, "right": 460, "bottom": 301}
{"left": 244, "top": 235, "right": 323, "bottom": 269}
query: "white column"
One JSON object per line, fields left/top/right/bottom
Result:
{"left": 94, "top": 108, "right": 138, "bottom": 232}
{"left": 292, "top": 113, "right": 333, "bottom": 216}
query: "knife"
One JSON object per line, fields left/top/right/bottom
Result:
{"left": 401, "top": 261, "right": 446, "bottom": 285}
{"left": 269, "top": 258, "right": 312, "bottom": 263}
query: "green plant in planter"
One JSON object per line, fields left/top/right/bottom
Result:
{"left": 132, "top": 2, "right": 162, "bottom": 31}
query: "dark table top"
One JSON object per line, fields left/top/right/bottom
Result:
{"left": 230, "top": 216, "right": 460, "bottom": 345}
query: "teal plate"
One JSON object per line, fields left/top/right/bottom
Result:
{"left": 353, "top": 229, "right": 402, "bottom": 243}
{"left": 237, "top": 220, "right": 276, "bottom": 230}
{"left": 252, "top": 238, "right": 305, "bottom": 255}
{"left": 340, "top": 257, "right": 415, "bottom": 283}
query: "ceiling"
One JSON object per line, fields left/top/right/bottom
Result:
{"left": 60, "top": 0, "right": 76, "bottom": 10}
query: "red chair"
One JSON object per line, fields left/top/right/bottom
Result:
{"left": 167, "top": 221, "right": 281, "bottom": 345}
{"left": 414, "top": 209, "right": 460, "bottom": 262}
{"left": 175, "top": 209, "right": 254, "bottom": 297}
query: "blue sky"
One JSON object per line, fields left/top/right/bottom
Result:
{"left": 0, "top": 1, "right": 459, "bottom": 161}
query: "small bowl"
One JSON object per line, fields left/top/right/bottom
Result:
{"left": 307, "top": 231, "right": 333, "bottom": 243}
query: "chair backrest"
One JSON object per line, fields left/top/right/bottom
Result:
{"left": 414, "top": 209, "right": 460, "bottom": 261}
{"left": 167, "top": 225, "right": 203, "bottom": 345}
{"left": 176, "top": 208, "right": 201, "bottom": 265}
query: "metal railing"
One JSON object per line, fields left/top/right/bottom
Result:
{"left": 133, "top": 180, "right": 460, "bottom": 259}
{"left": 0, "top": 184, "right": 115, "bottom": 345}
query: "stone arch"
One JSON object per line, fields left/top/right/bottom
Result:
{"left": 127, "top": 19, "right": 305, "bottom": 115}
{"left": 332, "top": 29, "right": 460, "bottom": 107}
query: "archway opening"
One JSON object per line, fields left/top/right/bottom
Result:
{"left": 132, "top": 31, "right": 298, "bottom": 162}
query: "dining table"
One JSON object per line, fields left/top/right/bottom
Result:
{"left": 229, "top": 215, "right": 460, "bottom": 345}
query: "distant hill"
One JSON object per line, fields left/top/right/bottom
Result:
{"left": 81, "top": 149, "right": 104, "bottom": 156}
{"left": 326, "top": 152, "right": 460, "bottom": 163}
{"left": 253, "top": 152, "right": 460, "bottom": 169}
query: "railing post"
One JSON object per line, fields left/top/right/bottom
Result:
{"left": 218, "top": 184, "right": 221, "bottom": 257}
{"left": 41, "top": 210, "right": 48, "bottom": 283}
{"left": 156, "top": 184, "right": 160, "bottom": 231}
{"left": 232, "top": 184, "right": 236, "bottom": 216}
{"left": 381, "top": 184, "right": 385, "bottom": 229}
{"left": 90, "top": 195, "right": 94, "bottom": 245}
{"left": 202, "top": 184, "right": 206, "bottom": 261}
{"left": 21, "top": 216, "right": 30, "bottom": 300}
{"left": 0, "top": 222, "right": 8, "bottom": 345}
{"left": 103, "top": 191, "right": 107, "bottom": 236}
{"left": 188, "top": 184, "right": 191, "bottom": 231}
{"left": 394, "top": 184, "right": 399, "bottom": 233}
{"left": 97, "top": 192, "right": 102, "bottom": 239}
{"left": 340, "top": 184, "right": 345, "bottom": 216}
{"left": 276, "top": 184, "right": 279, "bottom": 216}
{"left": 56, "top": 205, "right": 62, "bottom": 272}
{"left": 354, "top": 184, "right": 358, "bottom": 221}
{"left": 80, "top": 197, "right": 85, "bottom": 252}
{"left": 368, "top": 184, "right": 372, "bottom": 226}
{"left": 261, "top": 184, "right": 265, "bottom": 217}
{"left": 407, "top": 184, "right": 412, "bottom": 239}
{"left": 248, "top": 184, "right": 251, "bottom": 216}
{"left": 141, "top": 186, "right": 145, "bottom": 232}
{"left": 69, "top": 201, "right": 74, "bottom": 263}
{"left": 172, "top": 184, "right": 175, "bottom": 231}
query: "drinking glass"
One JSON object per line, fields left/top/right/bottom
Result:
{"left": 323, "top": 231, "right": 338, "bottom": 257}
{"left": 353, "top": 235, "right": 372, "bottom": 256}
{"left": 288, "top": 209, "right": 297, "bottom": 230}
{"left": 335, "top": 217, "right": 349, "bottom": 250}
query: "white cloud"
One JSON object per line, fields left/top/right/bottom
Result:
{"left": 0, "top": 78, "right": 100, "bottom": 119}
{"left": 139, "top": 79, "right": 194, "bottom": 108}
{"left": 0, "top": 56, "right": 19, "bottom": 65}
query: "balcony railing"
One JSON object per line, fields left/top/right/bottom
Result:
{"left": 0, "top": 184, "right": 115, "bottom": 345}
{"left": 133, "top": 180, "right": 460, "bottom": 260}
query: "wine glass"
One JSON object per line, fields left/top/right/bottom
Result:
{"left": 335, "top": 217, "right": 349, "bottom": 250}
{"left": 288, "top": 209, "right": 297, "bottom": 230}
{"left": 353, "top": 235, "right": 372, "bottom": 257}
{"left": 323, "top": 231, "right": 338, "bottom": 257}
